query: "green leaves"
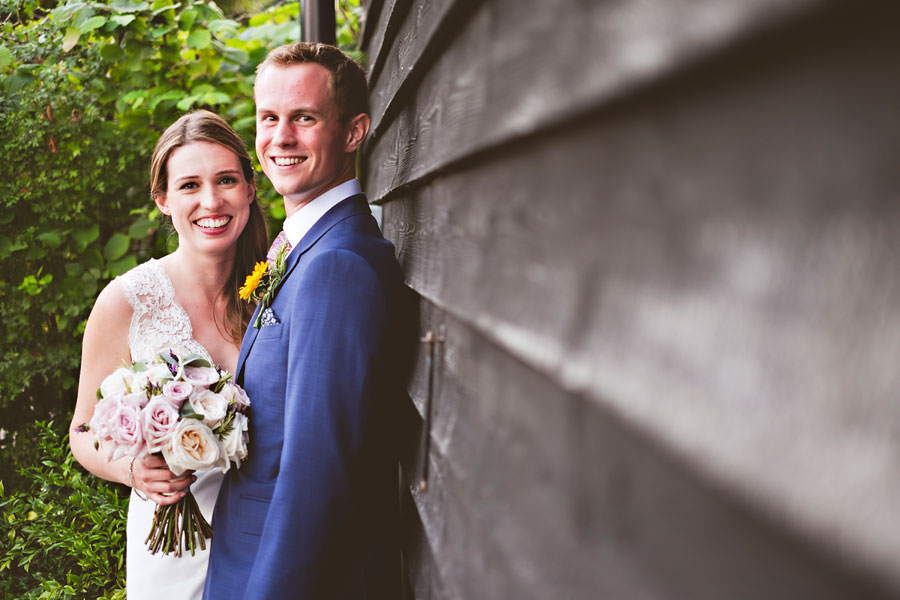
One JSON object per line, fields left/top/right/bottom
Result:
{"left": 186, "top": 28, "right": 211, "bottom": 49}
{"left": 0, "top": 46, "right": 12, "bottom": 68}
{"left": 0, "top": 422, "right": 127, "bottom": 598}
{"left": 103, "top": 233, "right": 130, "bottom": 261}
{"left": 62, "top": 28, "right": 81, "bottom": 52}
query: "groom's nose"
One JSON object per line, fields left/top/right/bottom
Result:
{"left": 272, "top": 119, "right": 297, "bottom": 147}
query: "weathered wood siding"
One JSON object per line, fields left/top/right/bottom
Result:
{"left": 360, "top": 1, "right": 900, "bottom": 597}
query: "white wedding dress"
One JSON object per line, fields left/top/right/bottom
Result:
{"left": 117, "top": 259, "right": 224, "bottom": 600}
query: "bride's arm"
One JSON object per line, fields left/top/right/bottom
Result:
{"left": 69, "top": 280, "right": 192, "bottom": 505}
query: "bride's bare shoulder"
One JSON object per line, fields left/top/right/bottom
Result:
{"left": 86, "top": 279, "right": 133, "bottom": 330}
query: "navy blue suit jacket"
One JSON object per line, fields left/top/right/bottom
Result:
{"left": 204, "top": 194, "right": 403, "bottom": 599}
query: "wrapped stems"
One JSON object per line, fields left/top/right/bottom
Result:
{"left": 144, "top": 490, "right": 213, "bottom": 556}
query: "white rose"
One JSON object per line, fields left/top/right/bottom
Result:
{"left": 162, "top": 419, "right": 227, "bottom": 475}
{"left": 132, "top": 363, "right": 173, "bottom": 392}
{"left": 181, "top": 366, "right": 220, "bottom": 387}
{"left": 218, "top": 382, "right": 250, "bottom": 409}
{"left": 220, "top": 412, "right": 248, "bottom": 469}
{"left": 188, "top": 389, "right": 228, "bottom": 429}
{"left": 99, "top": 367, "right": 135, "bottom": 398}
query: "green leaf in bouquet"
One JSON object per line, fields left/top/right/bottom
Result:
{"left": 178, "top": 402, "right": 204, "bottom": 421}
{"left": 157, "top": 352, "right": 179, "bottom": 369}
{"left": 131, "top": 361, "right": 148, "bottom": 372}
{"left": 180, "top": 354, "right": 211, "bottom": 368}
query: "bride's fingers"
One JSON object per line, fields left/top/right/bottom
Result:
{"left": 144, "top": 475, "right": 194, "bottom": 495}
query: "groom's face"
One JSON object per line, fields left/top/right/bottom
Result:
{"left": 255, "top": 63, "right": 354, "bottom": 214}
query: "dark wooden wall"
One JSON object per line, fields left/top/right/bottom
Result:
{"left": 359, "top": 1, "right": 900, "bottom": 598}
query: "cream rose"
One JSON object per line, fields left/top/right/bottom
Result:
{"left": 220, "top": 412, "right": 248, "bottom": 469}
{"left": 188, "top": 389, "right": 228, "bottom": 429}
{"left": 99, "top": 367, "right": 135, "bottom": 398}
{"left": 162, "top": 419, "right": 226, "bottom": 475}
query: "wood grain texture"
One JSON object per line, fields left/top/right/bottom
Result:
{"left": 396, "top": 299, "right": 895, "bottom": 599}
{"left": 366, "top": 0, "right": 476, "bottom": 136}
{"left": 358, "top": 0, "right": 383, "bottom": 53}
{"left": 380, "top": 5, "right": 900, "bottom": 592}
{"left": 363, "top": 0, "right": 831, "bottom": 202}
{"left": 362, "top": 0, "right": 411, "bottom": 92}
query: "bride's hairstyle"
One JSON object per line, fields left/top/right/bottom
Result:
{"left": 149, "top": 110, "right": 268, "bottom": 345}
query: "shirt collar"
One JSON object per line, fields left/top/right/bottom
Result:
{"left": 282, "top": 178, "right": 361, "bottom": 250}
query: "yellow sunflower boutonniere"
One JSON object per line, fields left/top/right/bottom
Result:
{"left": 241, "top": 244, "right": 289, "bottom": 328}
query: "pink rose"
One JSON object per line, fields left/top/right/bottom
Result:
{"left": 162, "top": 380, "right": 193, "bottom": 407}
{"left": 182, "top": 366, "right": 220, "bottom": 387}
{"left": 122, "top": 390, "right": 149, "bottom": 410}
{"left": 110, "top": 404, "right": 145, "bottom": 460}
{"left": 90, "top": 394, "right": 123, "bottom": 443}
{"left": 143, "top": 397, "right": 180, "bottom": 454}
{"left": 219, "top": 382, "right": 250, "bottom": 410}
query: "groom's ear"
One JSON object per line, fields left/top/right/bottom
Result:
{"left": 344, "top": 113, "right": 370, "bottom": 153}
{"left": 153, "top": 192, "right": 171, "bottom": 215}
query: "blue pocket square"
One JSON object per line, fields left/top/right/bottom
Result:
{"left": 259, "top": 307, "right": 280, "bottom": 327}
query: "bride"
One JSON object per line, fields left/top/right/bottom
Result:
{"left": 69, "top": 110, "right": 267, "bottom": 599}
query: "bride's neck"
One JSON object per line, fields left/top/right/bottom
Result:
{"left": 163, "top": 248, "right": 234, "bottom": 305}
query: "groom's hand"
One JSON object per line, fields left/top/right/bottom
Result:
{"left": 132, "top": 454, "right": 196, "bottom": 505}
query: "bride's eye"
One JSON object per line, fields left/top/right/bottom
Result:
{"left": 179, "top": 181, "right": 198, "bottom": 190}
{"left": 219, "top": 176, "right": 237, "bottom": 185}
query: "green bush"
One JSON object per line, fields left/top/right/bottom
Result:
{"left": 0, "top": 0, "right": 305, "bottom": 445}
{"left": 0, "top": 420, "right": 128, "bottom": 600}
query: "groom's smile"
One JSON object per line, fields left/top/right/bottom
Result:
{"left": 273, "top": 156, "right": 305, "bottom": 166}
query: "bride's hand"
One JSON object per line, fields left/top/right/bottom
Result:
{"left": 130, "top": 454, "right": 196, "bottom": 505}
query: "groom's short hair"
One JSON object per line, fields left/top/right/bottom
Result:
{"left": 256, "top": 42, "right": 369, "bottom": 124}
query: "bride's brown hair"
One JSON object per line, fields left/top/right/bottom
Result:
{"left": 149, "top": 110, "right": 268, "bottom": 345}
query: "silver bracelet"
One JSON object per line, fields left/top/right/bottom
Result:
{"left": 129, "top": 457, "right": 150, "bottom": 501}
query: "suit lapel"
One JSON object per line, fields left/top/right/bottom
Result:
{"left": 235, "top": 194, "right": 371, "bottom": 382}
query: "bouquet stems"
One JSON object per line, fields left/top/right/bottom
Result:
{"left": 144, "top": 490, "right": 213, "bottom": 556}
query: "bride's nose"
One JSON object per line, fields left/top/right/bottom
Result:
{"left": 198, "top": 185, "right": 223, "bottom": 210}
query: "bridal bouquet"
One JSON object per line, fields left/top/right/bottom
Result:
{"left": 84, "top": 351, "right": 250, "bottom": 556}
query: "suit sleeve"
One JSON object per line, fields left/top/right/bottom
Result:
{"left": 243, "top": 248, "right": 386, "bottom": 598}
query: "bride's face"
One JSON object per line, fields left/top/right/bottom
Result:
{"left": 154, "top": 141, "right": 254, "bottom": 258}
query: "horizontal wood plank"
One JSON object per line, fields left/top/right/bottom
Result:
{"left": 381, "top": 10, "right": 900, "bottom": 590}
{"left": 396, "top": 299, "right": 895, "bottom": 599}
{"left": 363, "top": 0, "right": 833, "bottom": 201}
{"left": 366, "top": 0, "right": 477, "bottom": 135}
{"left": 358, "top": 0, "right": 384, "bottom": 53}
{"left": 363, "top": 0, "right": 411, "bottom": 91}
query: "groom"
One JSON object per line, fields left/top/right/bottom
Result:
{"left": 203, "top": 43, "right": 403, "bottom": 599}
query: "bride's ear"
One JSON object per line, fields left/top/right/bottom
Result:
{"left": 153, "top": 192, "right": 171, "bottom": 215}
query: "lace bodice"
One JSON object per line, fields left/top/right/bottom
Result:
{"left": 116, "top": 259, "right": 213, "bottom": 364}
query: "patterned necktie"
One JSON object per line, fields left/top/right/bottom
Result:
{"left": 266, "top": 230, "right": 292, "bottom": 266}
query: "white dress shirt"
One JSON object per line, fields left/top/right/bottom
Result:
{"left": 282, "top": 178, "right": 362, "bottom": 255}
